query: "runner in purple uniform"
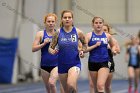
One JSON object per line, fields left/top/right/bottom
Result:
{"left": 32, "top": 13, "right": 64, "bottom": 93}
{"left": 49, "top": 10, "right": 87, "bottom": 93}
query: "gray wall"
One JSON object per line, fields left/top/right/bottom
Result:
{"left": 73, "top": 0, "right": 140, "bottom": 24}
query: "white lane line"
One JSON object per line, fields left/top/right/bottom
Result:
{"left": 113, "top": 89, "right": 127, "bottom": 93}
{"left": 0, "top": 87, "right": 26, "bottom": 93}
{"left": 12, "top": 88, "right": 44, "bottom": 93}
{"left": 80, "top": 90, "right": 89, "bottom": 93}
{"left": 0, "top": 86, "right": 44, "bottom": 93}
{"left": 78, "top": 89, "right": 128, "bottom": 93}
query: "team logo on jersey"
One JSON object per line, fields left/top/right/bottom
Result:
{"left": 61, "top": 38, "right": 67, "bottom": 41}
{"left": 101, "top": 38, "right": 108, "bottom": 44}
{"left": 92, "top": 37, "right": 108, "bottom": 44}
{"left": 61, "top": 34, "right": 77, "bottom": 42}
{"left": 44, "top": 38, "right": 52, "bottom": 42}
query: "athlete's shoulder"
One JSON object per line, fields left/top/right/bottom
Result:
{"left": 76, "top": 27, "right": 86, "bottom": 35}
{"left": 37, "top": 30, "right": 44, "bottom": 33}
{"left": 56, "top": 29, "right": 60, "bottom": 34}
{"left": 86, "top": 32, "right": 92, "bottom": 37}
{"left": 36, "top": 30, "right": 44, "bottom": 37}
{"left": 75, "top": 27, "right": 82, "bottom": 33}
{"left": 57, "top": 28, "right": 60, "bottom": 32}
{"left": 86, "top": 31, "right": 92, "bottom": 35}
{"left": 105, "top": 33, "right": 112, "bottom": 42}
{"left": 105, "top": 32, "right": 111, "bottom": 37}
{"left": 75, "top": 27, "right": 80, "bottom": 31}
{"left": 85, "top": 32, "right": 92, "bottom": 42}
{"left": 75, "top": 27, "right": 85, "bottom": 39}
